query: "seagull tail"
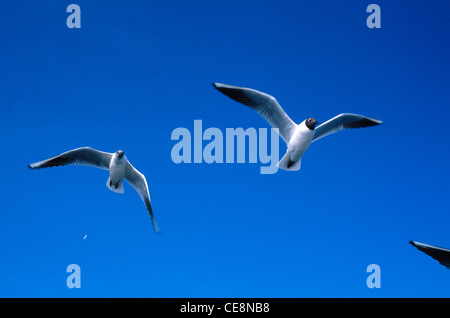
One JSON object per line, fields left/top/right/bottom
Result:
{"left": 277, "top": 153, "right": 301, "bottom": 171}
{"left": 106, "top": 177, "right": 124, "bottom": 194}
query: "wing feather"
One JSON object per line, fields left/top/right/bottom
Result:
{"left": 213, "top": 83, "right": 297, "bottom": 143}
{"left": 410, "top": 241, "right": 450, "bottom": 269}
{"left": 312, "top": 113, "right": 383, "bottom": 142}
{"left": 28, "top": 147, "right": 112, "bottom": 170}
{"left": 125, "top": 162, "right": 159, "bottom": 233}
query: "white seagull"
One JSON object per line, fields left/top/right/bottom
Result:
{"left": 213, "top": 82, "right": 383, "bottom": 171}
{"left": 29, "top": 147, "right": 159, "bottom": 232}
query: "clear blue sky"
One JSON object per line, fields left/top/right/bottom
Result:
{"left": 0, "top": 0, "right": 449, "bottom": 297}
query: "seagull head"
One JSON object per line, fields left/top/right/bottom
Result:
{"left": 116, "top": 150, "right": 125, "bottom": 159}
{"left": 305, "top": 117, "right": 319, "bottom": 130}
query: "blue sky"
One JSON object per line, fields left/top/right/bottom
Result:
{"left": 0, "top": 0, "right": 449, "bottom": 297}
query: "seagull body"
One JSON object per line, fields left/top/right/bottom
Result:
{"left": 108, "top": 150, "right": 127, "bottom": 194}
{"left": 282, "top": 119, "right": 315, "bottom": 170}
{"left": 213, "top": 82, "right": 383, "bottom": 171}
{"left": 29, "top": 147, "right": 159, "bottom": 232}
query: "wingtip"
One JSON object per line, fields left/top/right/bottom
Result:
{"left": 152, "top": 220, "right": 161, "bottom": 234}
{"left": 212, "top": 82, "right": 222, "bottom": 89}
{"left": 365, "top": 116, "right": 383, "bottom": 126}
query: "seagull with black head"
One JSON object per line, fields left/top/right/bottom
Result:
{"left": 213, "top": 82, "right": 383, "bottom": 171}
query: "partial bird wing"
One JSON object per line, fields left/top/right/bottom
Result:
{"left": 312, "top": 113, "right": 383, "bottom": 142}
{"left": 28, "top": 147, "right": 112, "bottom": 170}
{"left": 410, "top": 241, "right": 450, "bottom": 269}
{"left": 213, "top": 82, "right": 297, "bottom": 143}
{"left": 125, "top": 162, "right": 159, "bottom": 233}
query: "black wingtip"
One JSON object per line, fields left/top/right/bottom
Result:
{"left": 212, "top": 82, "right": 221, "bottom": 90}
{"left": 409, "top": 240, "right": 416, "bottom": 246}
{"left": 372, "top": 119, "right": 383, "bottom": 126}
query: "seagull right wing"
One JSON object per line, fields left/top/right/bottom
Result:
{"left": 125, "top": 162, "right": 160, "bottom": 233}
{"left": 409, "top": 241, "right": 450, "bottom": 269}
{"left": 213, "top": 83, "right": 297, "bottom": 143}
{"left": 28, "top": 147, "right": 113, "bottom": 170}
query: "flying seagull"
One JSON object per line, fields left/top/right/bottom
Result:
{"left": 29, "top": 147, "right": 159, "bottom": 232}
{"left": 213, "top": 82, "right": 383, "bottom": 171}
{"left": 409, "top": 241, "right": 450, "bottom": 269}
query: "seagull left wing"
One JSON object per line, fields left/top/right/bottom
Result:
{"left": 410, "top": 241, "right": 450, "bottom": 269}
{"left": 312, "top": 113, "right": 383, "bottom": 142}
{"left": 125, "top": 162, "right": 160, "bottom": 233}
{"left": 28, "top": 147, "right": 112, "bottom": 170}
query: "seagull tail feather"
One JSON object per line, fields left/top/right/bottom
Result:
{"left": 106, "top": 177, "right": 124, "bottom": 194}
{"left": 277, "top": 153, "right": 301, "bottom": 171}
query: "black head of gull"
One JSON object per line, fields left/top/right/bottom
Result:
{"left": 305, "top": 117, "right": 319, "bottom": 130}
{"left": 116, "top": 150, "right": 124, "bottom": 158}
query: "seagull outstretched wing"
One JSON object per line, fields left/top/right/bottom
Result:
{"left": 312, "top": 113, "right": 383, "bottom": 142}
{"left": 28, "top": 147, "right": 112, "bottom": 170}
{"left": 213, "top": 82, "right": 297, "bottom": 143}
